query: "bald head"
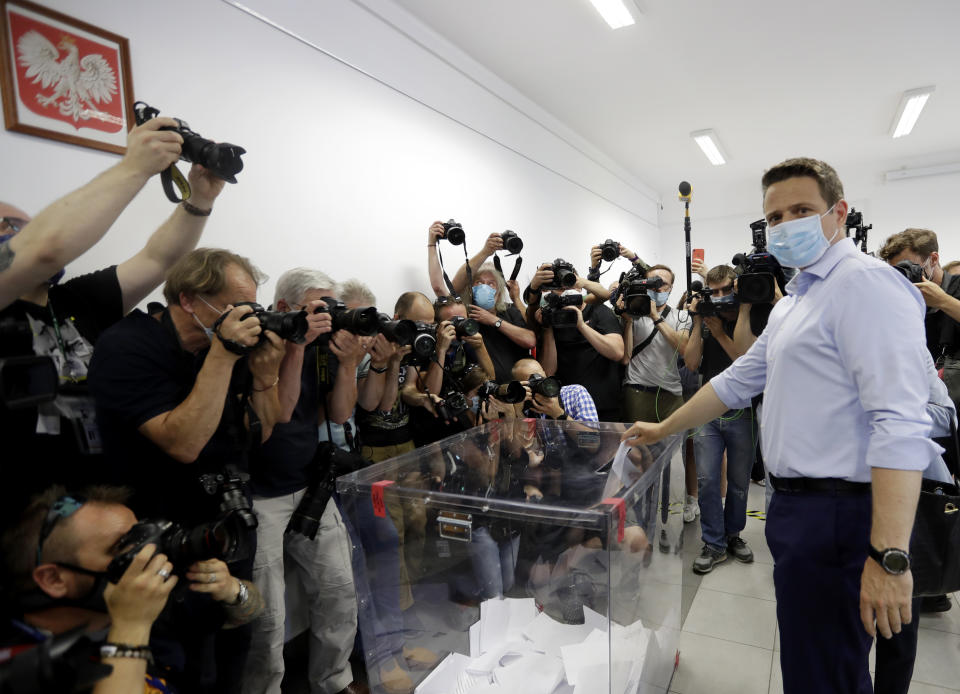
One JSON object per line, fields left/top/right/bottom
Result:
{"left": 512, "top": 358, "right": 545, "bottom": 381}
{"left": 395, "top": 291, "right": 434, "bottom": 322}
{"left": 0, "top": 201, "right": 30, "bottom": 231}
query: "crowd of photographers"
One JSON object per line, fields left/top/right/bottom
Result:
{"left": 1, "top": 122, "right": 959, "bottom": 694}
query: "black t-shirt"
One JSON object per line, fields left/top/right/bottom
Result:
{"left": 0, "top": 267, "right": 123, "bottom": 519}
{"left": 355, "top": 365, "right": 413, "bottom": 449}
{"left": 88, "top": 310, "right": 254, "bottom": 525}
{"left": 699, "top": 311, "right": 761, "bottom": 383}
{"left": 250, "top": 345, "right": 325, "bottom": 497}
{"left": 478, "top": 305, "right": 530, "bottom": 382}
{"left": 552, "top": 303, "right": 622, "bottom": 420}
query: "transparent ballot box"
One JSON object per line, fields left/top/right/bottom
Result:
{"left": 337, "top": 420, "right": 683, "bottom": 694}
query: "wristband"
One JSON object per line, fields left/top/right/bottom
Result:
{"left": 369, "top": 364, "right": 388, "bottom": 374}
{"left": 181, "top": 201, "right": 212, "bottom": 217}
{"left": 253, "top": 377, "right": 279, "bottom": 392}
{"left": 556, "top": 412, "right": 568, "bottom": 421}
{"left": 101, "top": 643, "right": 153, "bottom": 664}
{"left": 653, "top": 317, "right": 665, "bottom": 326}
{"left": 629, "top": 255, "right": 639, "bottom": 263}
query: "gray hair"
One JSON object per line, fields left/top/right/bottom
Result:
{"left": 476, "top": 262, "right": 508, "bottom": 314}
{"left": 274, "top": 267, "right": 337, "bottom": 307}
{"left": 339, "top": 278, "right": 376, "bottom": 307}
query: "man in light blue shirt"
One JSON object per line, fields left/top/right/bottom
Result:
{"left": 623, "top": 158, "right": 941, "bottom": 694}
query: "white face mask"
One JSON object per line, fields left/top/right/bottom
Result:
{"left": 193, "top": 296, "right": 224, "bottom": 340}
{"left": 766, "top": 204, "right": 839, "bottom": 268}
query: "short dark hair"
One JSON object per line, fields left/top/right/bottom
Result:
{"left": 761, "top": 157, "right": 844, "bottom": 208}
{"left": 878, "top": 229, "right": 939, "bottom": 262}
{"left": 706, "top": 265, "right": 737, "bottom": 285}
{"left": 1, "top": 485, "right": 130, "bottom": 594}
{"left": 646, "top": 264, "right": 675, "bottom": 285}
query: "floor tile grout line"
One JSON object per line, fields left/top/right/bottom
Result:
{"left": 680, "top": 626, "right": 777, "bottom": 652}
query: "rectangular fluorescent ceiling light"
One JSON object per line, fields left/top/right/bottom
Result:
{"left": 588, "top": 0, "right": 635, "bottom": 29}
{"left": 690, "top": 129, "right": 727, "bottom": 166}
{"left": 891, "top": 86, "right": 935, "bottom": 138}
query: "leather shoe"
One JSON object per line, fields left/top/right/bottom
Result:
{"left": 335, "top": 684, "right": 369, "bottom": 694}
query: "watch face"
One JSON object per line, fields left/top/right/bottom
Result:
{"left": 883, "top": 550, "right": 910, "bottom": 574}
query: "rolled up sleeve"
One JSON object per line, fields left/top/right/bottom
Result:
{"left": 710, "top": 321, "right": 770, "bottom": 410}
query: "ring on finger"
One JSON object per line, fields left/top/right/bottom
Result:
{"left": 208, "top": 572, "right": 217, "bottom": 583}
{"left": 157, "top": 567, "right": 171, "bottom": 579}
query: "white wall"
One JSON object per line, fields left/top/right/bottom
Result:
{"left": 0, "top": 0, "right": 660, "bottom": 309}
{"left": 659, "top": 168, "right": 960, "bottom": 291}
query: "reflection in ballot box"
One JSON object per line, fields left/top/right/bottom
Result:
{"left": 336, "top": 420, "right": 683, "bottom": 694}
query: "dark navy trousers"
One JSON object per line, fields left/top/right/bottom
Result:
{"left": 766, "top": 490, "right": 874, "bottom": 694}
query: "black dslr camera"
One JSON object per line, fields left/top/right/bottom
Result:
{"left": 600, "top": 239, "right": 620, "bottom": 263}
{"left": 106, "top": 470, "right": 257, "bottom": 582}
{"left": 133, "top": 102, "right": 246, "bottom": 202}
{"left": 620, "top": 274, "right": 663, "bottom": 317}
{"left": 731, "top": 219, "right": 782, "bottom": 304}
{"left": 541, "top": 291, "right": 582, "bottom": 328}
{"left": 478, "top": 380, "right": 527, "bottom": 404}
{"left": 228, "top": 301, "right": 310, "bottom": 349}
{"left": 401, "top": 321, "right": 439, "bottom": 367}
{"left": 377, "top": 313, "right": 416, "bottom": 344}
{"left": 287, "top": 444, "right": 363, "bottom": 539}
{"left": 893, "top": 260, "right": 925, "bottom": 283}
{"left": 315, "top": 297, "right": 380, "bottom": 337}
{"left": 526, "top": 373, "right": 561, "bottom": 399}
{"left": 441, "top": 219, "right": 466, "bottom": 246}
{"left": 436, "top": 390, "right": 470, "bottom": 421}
{"left": 500, "top": 230, "right": 523, "bottom": 254}
{"left": 547, "top": 258, "right": 578, "bottom": 289}
{"left": 449, "top": 316, "right": 480, "bottom": 338}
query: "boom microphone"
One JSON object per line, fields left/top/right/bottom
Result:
{"left": 691, "top": 280, "right": 703, "bottom": 292}
{"left": 678, "top": 181, "right": 692, "bottom": 201}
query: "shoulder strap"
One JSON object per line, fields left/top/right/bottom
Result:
{"left": 631, "top": 306, "right": 669, "bottom": 358}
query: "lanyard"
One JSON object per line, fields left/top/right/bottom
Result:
{"left": 46, "top": 299, "right": 80, "bottom": 383}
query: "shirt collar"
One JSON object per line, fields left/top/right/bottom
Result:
{"left": 786, "top": 238, "right": 857, "bottom": 295}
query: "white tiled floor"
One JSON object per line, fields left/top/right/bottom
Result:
{"left": 669, "top": 479, "right": 960, "bottom": 694}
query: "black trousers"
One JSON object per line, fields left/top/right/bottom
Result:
{"left": 874, "top": 596, "right": 921, "bottom": 694}
{"left": 766, "top": 490, "right": 874, "bottom": 694}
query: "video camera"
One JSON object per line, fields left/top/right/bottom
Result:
{"left": 107, "top": 468, "right": 257, "bottom": 581}
{"left": 731, "top": 219, "right": 782, "bottom": 304}
{"left": 845, "top": 208, "right": 873, "bottom": 254}
{"left": 689, "top": 283, "right": 739, "bottom": 317}
{"left": 440, "top": 220, "right": 466, "bottom": 246}
{"left": 541, "top": 290, "right": 583, "bottom": 328}
{"left": 620, "top": 274, "right": 663, "bottom": 317}
{"left": 133, "top": 102, "right": 246, "bottom": 203}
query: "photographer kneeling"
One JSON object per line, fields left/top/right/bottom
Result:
{"left": 0, "top": 485, "right": 262, "bottom": 694}
{"left": 88, "top": 248, "right": 288, "bottom": 691}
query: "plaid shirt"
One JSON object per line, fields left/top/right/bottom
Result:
{"left": 559, "top": 384, "right": 599, "bottom": 422}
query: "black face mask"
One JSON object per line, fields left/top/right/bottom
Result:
{"left": 52, "top": 563, "right": 111, "bottom": 614}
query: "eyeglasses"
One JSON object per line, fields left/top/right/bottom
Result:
{"left": 0, "top": 217, "right": 28, "bottom": 234}
{"left": 36, "top": 495, "right": 86, "bottom": 565}
{"left": 434, "top": 295, "right": 464, "bottom": 307}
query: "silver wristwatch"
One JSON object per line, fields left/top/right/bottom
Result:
{"left": 228, "top": 580, "right": 250, "bottom": 606}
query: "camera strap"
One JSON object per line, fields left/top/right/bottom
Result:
{"left": 160, "top": 164, "right": 192, "bottom": 203}
{"left": 631, "top": 306, "right": 670, "bottom": 358}
{"left": 437, "top": 242, "right": 472, "bottom": 300}
{"left": 493, "top": 254, "right": 523, "bottom": 282}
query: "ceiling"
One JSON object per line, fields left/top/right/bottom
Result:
{"left": 390, "top": 0, "right": 960, "bottom": 220}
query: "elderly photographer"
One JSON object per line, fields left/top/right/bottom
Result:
{"left": 0, "top": 485, "right": 262, "bottom": 694}
{"left": 242, "top": 267, "right": 366, "bottom": 694}
{"left": 88, "top": 248, "right": 287, "bottom": 690}
{"left": 0, "top": 118, "right": 227, "bottom": 520}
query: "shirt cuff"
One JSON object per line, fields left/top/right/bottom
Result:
{"left": 709, "top": 372, "right": 753, "bottom": 410}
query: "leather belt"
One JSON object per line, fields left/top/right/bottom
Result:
{"left": 625, "top": 383, "right": 661, "bottom": 393}
{"left": 769, "top": 474, "right": 871, "bottom": 495}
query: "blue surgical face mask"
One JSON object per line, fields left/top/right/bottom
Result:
{"left": 767, "top": 205, "right": 839, "bottom": 268}
{"left": 193, "top": 296, "right": 224, "bottom": 340}
{"left": 472, "top": 283, "right": 497, "bottom": 311}
{"left": 647, "top": 289, "right": 671, "bottom": 306}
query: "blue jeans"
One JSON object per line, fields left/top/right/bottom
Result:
{"left": 693, "top": 409, "right": 757, "bottom": 552}
{"left": 454, "top": 527, "right": 520, "bottom": 600}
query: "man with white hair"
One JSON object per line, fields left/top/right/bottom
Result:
{"left": 242, "top": 267, "right": 372, "bottom": 694}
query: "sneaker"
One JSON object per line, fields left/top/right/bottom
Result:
{"left": 692, "top": 545, "right": 727, "bottom": 574}
{"left": 683, "top": 495, "right": 700, "bottom": 523}
{"left": 727, "top": 536, "right": 754, "bottom": 563}
{"left": 920, "top": 594, "right": 953, "bottom": 613}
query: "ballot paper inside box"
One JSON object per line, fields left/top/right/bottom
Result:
{"left": 336, "top": 420, "right": 683, "bottom": 694}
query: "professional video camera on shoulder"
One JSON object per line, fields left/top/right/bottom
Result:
{"left": 541, "top": 290, "right": 583, "bottom": 328}
{"left": 620, "top": 274, "right": 664, "bottom": 317}
{"left": 731, "top": 219, "right": 783, "bottom": 304}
